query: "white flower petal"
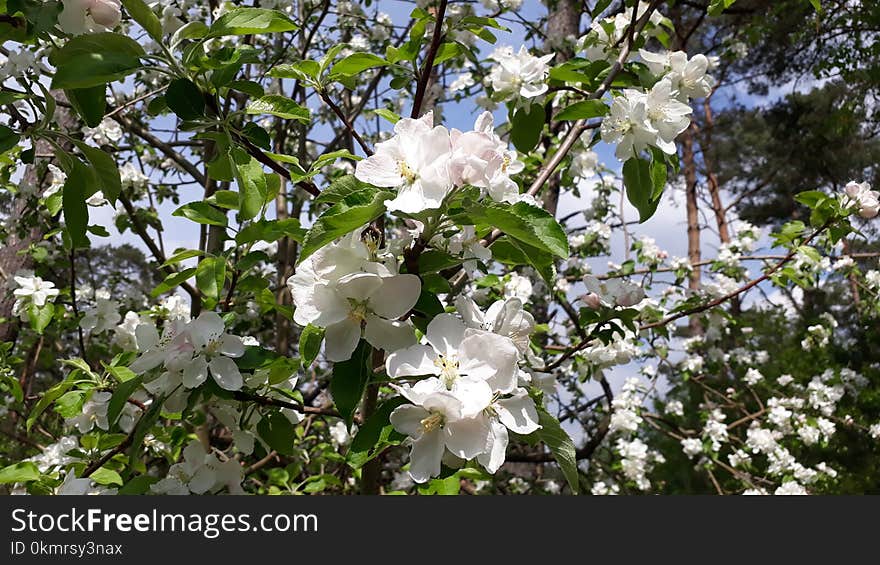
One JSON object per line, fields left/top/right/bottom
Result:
{"left": 324, "top": 318, "right": 362, "bottom": 362}
{"left": 182, "top": 355, "right": 209, "bottom": 389}
{"left": 496, "top": 391, "right": 541, "bottom": 435}
{"left": 386, "top": 344, "right": 439, "bottom": 378}
{"left": 208, "top": 356, "right": 243, "bottom": 391}
{"left": 364, "top": 315, "right": 416, "bottom": 353}
{"left": 408, "top": 429, "right": 445, "bottom": 483}
{"left": 368, "top": 274, "right": 421, "bottom": 319}
{"left": 425, "top": 313, "right": 466, "bottom": 357}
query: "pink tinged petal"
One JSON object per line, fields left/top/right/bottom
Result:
{"left": 324, "top": 319, "right": 362, "bottom": 362}
{"left": 368, "top": 274, "right": 421, "bottom": 319}
{"left": 182, "top": 355, "right": 209, "bottom": 389}
{"left": 220, "top": 334, "right": 245, "bottom": 357}
{"left": 336, "top": 272, "right": 384, "bottom": 301}
{"left": 496, "top": 392, "right": 541, "bottom": 435}
{"left": 443, "top": 414, "right": 492, "bottom": 460}
{"left": 354, "top": 153, "right": 404, "bottom": 187}
{"left": 208, "top": 356, "right": 243, "bottom": 391}
{"left": 385, "top": 344, "right": 439, "bottom": 378}
{"left": 408, "top": 429, "right": 445, "bottom": 483}
{"left": 477, "top": 419, "right": 509, "bottom": 474}
{"left": 425, "top": 313, "right": 466, "bottom": 357}
{"left": 390, "top": 404, "right": 430, "bottom": 438}
{"left": 364, "top": 315, "right": 417, "bottom": 353}
{"left": 89, "top": 0, "right": 122, "bottom": 27}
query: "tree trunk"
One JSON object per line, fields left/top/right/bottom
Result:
{"left": 682, "top": 126, "right": 704, "bottom": 335}
{"left": 0, "top": 92, "right": 77, "bottom": 342}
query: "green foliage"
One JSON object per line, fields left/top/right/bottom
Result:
{"left": 50, "top": 32, "right": 144, "bottom": 89}
{"left": 298, "top": 187, "right": 392, "bottom": 263}
{"left": 207, "top": 8, "right": 299, "bottom": 38}
{"left": 330, "top": 340, "right": 372, "bottom": 427}
{"left": 623, "top": 156, "right": 666, "bottom": 223}
{"left": 536, "top": 407, "right": 580, "bottom": 494}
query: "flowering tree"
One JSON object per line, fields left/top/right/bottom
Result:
{"left": 0, "top": 0, "right": 878, "bottom": 496}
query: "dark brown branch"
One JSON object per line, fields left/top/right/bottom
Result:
{"left": 410, "top": 0, "right": 449, "bottom": 118}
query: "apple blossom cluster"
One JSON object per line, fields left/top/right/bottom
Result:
{"left": 579, "top": 2, "right": 668, "bottom": 63}
{"left": 487, "top": 46, "right": 554, "bottom": 105}
{"left": 593, "top": 23, "right": 716, "bottom": 162}
{"left": 287, "top": 230, "right": 421, "bottom": 362}
{"left": 842, "top": 181, "right": 879, "bottom": 219}
{"left": 59, "top": 0, "right": 122, "bottom": 35}
{"left": 9, "top": 273, "right": 60, "bottom": 321}
{"left": 353, "top": 111, "right": 525, "bottom": 214}
{"left": 129, "top": 311, "right": 247, "bottom": 405}
{"left": 387, "top": 307, "right": 541, "bottom": 482}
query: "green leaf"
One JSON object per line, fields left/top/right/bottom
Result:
{"left": 128, "top": 393, "right": 165, "bottom": 472}
{"left": 347, "top": 397, "right": 406, "bottom": 469}
{"left": 107, "top": 375, "right": 142, "bottom": 427}
{"left": 298, "top": 188, "right": 392, "bottom": 264}
{"left": 0, "top": 125, "right": 19, "bottom": 154}
{"left": 269, "top": 61, "right": 320, "bottom": 82}
{"left": 592, "top": 0, "right": 613, "bottom": 17}
{"left": 90, "top": 467, "right": 124, "bottom": 486}
{"left": 245, "top": 95, "right": 310, "bottom": 123}
{"left": 623, "top": 156, "right": 663, "bottom": 223}
{"left": 173, "top": 201, "right": 228, "bottom": 226}
{"left": 26, "top": 302, "right": 54, "bottom": 335}
{"left": 554, "top": 99, "right": 609, "bottom": 121}
{"left": 418, "top": 474, "right": 461, "bottom": 495}
{"left": 27, "top": 372, "right": 77, "bottom": 431}
{"left": 120, "top": 0, "right": 163, "bottom": 42}
{"left": 117, "top": 475, "right": 159, "bottom": 494}
{"left": 73, "top": 141, "right": 121, "bottom": 204}
{"left": 510, "top": 104, "right": 545, "bottom": 153}
{"left": 330, "top": 52, "right": 388, "bottom": 77}
{"left": 165, "top": 78, "right": 205, "bottom": 120}
{"left": 151, "top": 268, "right": 196, "bottom": 297}
{"left": 470, "top": 201, "right": 569, "bottom": 259}
{"left": 235, "top": 218, "right": 305, "bottom": 245}
{"left": 371, "top": 108, "right": 400, "bottom": 124}
{"left": 62, "top": 159, "right": 90, "bottom": 249}
{"left": 314, "top": 174, "right": 372, "bottom": 205}
{"left": 536, "top": 407, "right": 580, "bottom": 494}
{"left": 53, "top": 390, "right": 84, "bottom": 418}
{"left": 433, "top": 42, "right": 461, "bottom": 65}
{"left": 707, "top": 0, "right": 737, "bottom": 16}
{"left": 794, "top": 190, "right": 828, "bottom": 208}
{"left": 257, "top": 411, "right": 297, "bottom": 456}
{"left": 0, "top": 462, "right": 40, "bottom": 484}
{"left": 808, "top": 0, "right": 822, "bottom": 11}
{"left": 230, "top": 147, "right": 269, "bottom": 221}
{"left": 161, "top": 248, "right": 204, "bottom": 267}
{"left": 66, "top": 86, "right": 106, "bottom": 128}
{"left": 299, "top": 324, "right": 324, "bottom": 368}
{"left": 330, "top": 340, "right": 372, "bottom": 427}
{"left": 50, "top": 32, "right": 144, "bottom": 89}
{"left": 196, "top": 255, "right": 227, "bottom": 302}
{"left": 208, "top": 8, "right": 299, "bottom": 38}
